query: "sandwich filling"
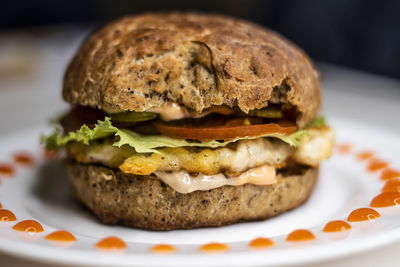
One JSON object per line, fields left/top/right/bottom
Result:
{"left": 43, "top": 104, "right": 335, "bottom": 193}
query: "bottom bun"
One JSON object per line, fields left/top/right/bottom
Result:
{"left": 66, "top": 162, "right": 318, "bottom": 230}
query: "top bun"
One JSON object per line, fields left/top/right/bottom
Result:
{"left": 63, "top": 12, "right": 321, "bottom": 127}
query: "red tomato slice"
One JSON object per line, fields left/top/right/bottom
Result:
{"left": 152, "top": 120, "right": 297, "bottom": 140}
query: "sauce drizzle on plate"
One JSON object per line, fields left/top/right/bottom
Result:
{"left": 249, "top": 237, "right": 274, "bottom": 249}
{"left": 382, "top": 179, "right": 400, "bottom": 193}
{"left": 370, "top": 192, "right": 400, "bottom": 207}
{"left": 45, "top": 230, "right": 76, "bottom": 242}
{"left": 357, "top": 151, "right": 375, "bottom": 161}
{"left": 286, "top": 229, "right": 315, "bottom": 242}
{"left": 13, "top": 220, "right": 43, "bottom": 232}
{"left": 380, "top": 168, "right": 400, "bottom": 180}
{"left": 13, "top": 152, "right": 35, "bottom": 167}
{"left": 0, "top": 209, "right": 16, "bottom": 221}
{"left": 0, "top": 163, "right": 15, "bottom": 176}
{"left": 323, "top": 220, "right": 351, "bottom": 232}
{"left": 337, "top": 143, "right": 352, "bottom": 154}
{"left": 151, "top": 244, "right": 176, "bottom": 254}
{"left": 96, "top": 236, "right": 127, "bottom": 251}
{"left": 199, "top": 242, "right": 229, "bottom": 253}
{"left": 367, "top": 159, "right": 389, "bottom": 172}
{"left": 347, "top": 208, "right": 380, "bottom": 222}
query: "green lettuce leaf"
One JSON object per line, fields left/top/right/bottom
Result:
{"left": 307, "top": 116, "right": 326, "bottom": 128}
{"left": 42, "top": 117, "right": 310, "bottom": 154}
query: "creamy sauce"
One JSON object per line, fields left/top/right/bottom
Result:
{"left": 149, "top": 103, "right": 233, "bottom": 121}
{"left": 154, "top": 165, "right": 276, "bottom": 194}
{"left": 150, "top": 103, "right": 191, "bottom": 121}
{"left": 234, "top": 165, "right": 276, "bottom": 185}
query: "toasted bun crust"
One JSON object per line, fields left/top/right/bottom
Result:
{"left": 63, "top": 13, "right": 321, "bottom": 127}
{"left": 66, "top": 162, "right": 318, "bottom": 230}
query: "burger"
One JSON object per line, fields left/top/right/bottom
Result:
{"left": 43, "top": 13, "right": 334, "bottom": 230}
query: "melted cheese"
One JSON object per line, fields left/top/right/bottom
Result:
{"left": 233, "top": 164, "right": 276, "bottom": 185}
{"left": 154, "top": 165, "right": 276, "bottom": 193}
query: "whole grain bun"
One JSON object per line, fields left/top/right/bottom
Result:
{"left": 63, "top": 12, "right": 321, "bottom": 127}
{"left": 67, "top": 161, "right": 318, "bottom": 230}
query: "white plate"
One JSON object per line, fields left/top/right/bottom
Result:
{"left": 0, "top": 116, "right": 399, "bottom": 266}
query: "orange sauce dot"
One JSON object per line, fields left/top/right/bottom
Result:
{"left": 13, "top": 152, "right": 35, "bottom": 166}
{"left": 13, "top": 220, "right": 43, "bottom": 232}
{"left": 357, "top": 151, "right": 375, "bottom": 161}
{"left": 0, "top": 209, "right": 16, "bottom": 221}
{"left": 151, "top": 244, "right": 176, "bottom": 254}
{"left": 347, "top": 208, "right": 380, "bottom": 222}
{"left": 0, "top": 163, "right": 15, "bottom": 176}
{"left": 249, "top": 237, "right": 274, "bottom": 249}
{"left": 0, "top": 203, "right": 2, "bottom": 208}
{"left": 286, "top": 229, "right": 315, "bottom": 242}
{"left": 337, "top": 143, "right": 352, "bottom": 154}
{"left": 367, "top": 159, "right": 389, "bottom": 172}
{"left": 382, "top": 179, "right": 400, "bottom": 193}
{"left": 380, "top": 168, "right": 400, "bottom": 180}
{"left": 323, "top": 220, "right": 351, "bottom": 232}
{"left": 199, "top": 242, "right": 229, "bottom": 253}
{"left": 370, "top": 192, "right": 400, "bottom": 208}
{"left": 96, "top": 236, "right": 127, "bottom": 251}
{"left": 45, "top": 230, "right": 76, "bottom": 242}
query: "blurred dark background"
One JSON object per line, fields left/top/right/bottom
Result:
{"left": 1, "top": 0, "right": 400, "bottom": 79}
